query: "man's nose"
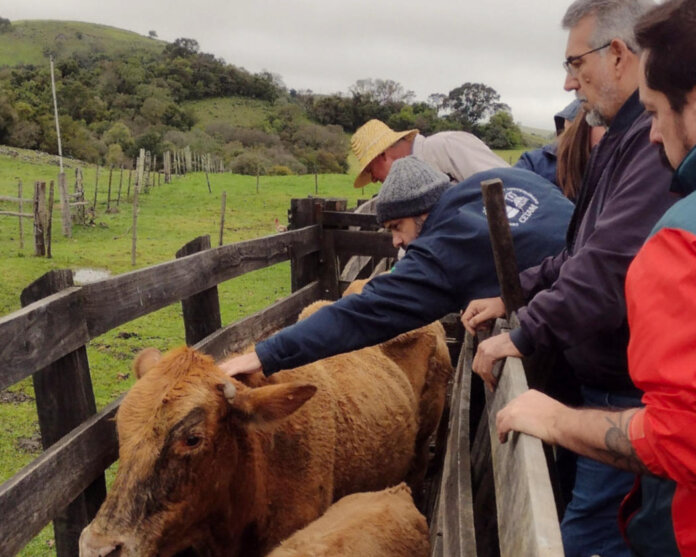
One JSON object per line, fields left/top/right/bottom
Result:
{"left": 564, "top": 72, "right": 579, "bottom": 92}
{"left": 392, "top": 235, "right": 402, "bottom": 249}
{"left": 649, "top": 120, "right": 663, "bottom": 145}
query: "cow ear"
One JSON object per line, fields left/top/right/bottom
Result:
{"left": 133, "top": 348, "right": 162, "bottom": 379}
{"left": 229, "top": 383, "right": 317, "bottom": 423}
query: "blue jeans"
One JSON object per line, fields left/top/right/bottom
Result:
{"left": 560, "top": 386, "right": 642, "bottom": 557}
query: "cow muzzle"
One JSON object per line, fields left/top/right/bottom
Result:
{"left": 79, "top": 525, "right": 130, "bottom": 557}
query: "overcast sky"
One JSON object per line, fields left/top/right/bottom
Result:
{"left": 3, "top": 0, "right": 578, "bottom": 131}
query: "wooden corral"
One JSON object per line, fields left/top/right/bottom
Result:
{"left": 0, "top": 195, "right": 562, "bottom": 557}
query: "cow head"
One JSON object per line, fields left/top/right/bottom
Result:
{"left": 80, "top": 346, "right": 316, "bottom": 557}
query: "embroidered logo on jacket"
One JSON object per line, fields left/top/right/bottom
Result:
{"left": 502, "top": 188, "right": 540, "bottom": 226}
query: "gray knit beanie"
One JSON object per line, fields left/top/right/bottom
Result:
{"left": 376, "top": 156, "right": 451, "bottom": 224}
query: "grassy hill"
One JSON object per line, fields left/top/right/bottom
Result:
{"left": 186, "top": 97, "right": 280, "bottom": 130}
{"left": 0, "top": 20, "right": 164, "bottom": 67}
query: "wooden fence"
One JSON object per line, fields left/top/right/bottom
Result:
{"left": 0, "top": 196, "right": 561, "bottom": 557}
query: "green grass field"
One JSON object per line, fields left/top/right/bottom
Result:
{"left": 0, "top": 145, "right": 523, "bottom": 555}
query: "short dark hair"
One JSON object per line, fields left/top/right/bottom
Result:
{"left": 635, "top": 0, "right": 696, "bottom": 113}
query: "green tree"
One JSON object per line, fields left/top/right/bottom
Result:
{"left": 446, "top": 82, "right": 509, "bottom": 132}
{"left": 0, "top": 17, "right": 12, "bottom": 33}
{"left": 163, "top": 38, "right": 200, "bottom": 59}
{"left": 481, "top": 111, "right": 524, "bottom": 149}
{"left": 103, "top": 122, "right": 135, "bottom": 153}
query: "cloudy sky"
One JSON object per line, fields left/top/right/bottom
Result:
{"left": 3, "top": 0, "right": 577, "bottom": 130}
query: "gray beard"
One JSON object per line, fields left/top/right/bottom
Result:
{"left": 586, "top": 108, "right": 609, "bottom": 127}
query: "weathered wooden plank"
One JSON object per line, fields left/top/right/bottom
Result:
{"left": 429, "top": 337, "right": 477, "bottom": 556}
{"left": 195, "top": 281, "right": 322, "bottom": 360}
{"left": 331, "top": 229, "right": 397, "bottom": 259}
{"left": 289, "top": 199, "right": 322, "bottom": 291}
{"left": 176, "top": 235, "right": 222, "bottom": 346}
{"left": 318, "top": 229, "right": 340, "bottom": 300}
{"left": 20, "top": 270, "right": 105, "bottom": 557}
{"left": 480, "top": 179, "right": 525, "bottom": 315}
{"left": 83, "top": 226, "right": 321, "bottom": 337}
{"left": 0, "top": 399, "right": 119, "bottom": 557}
{"left": 0, "top": 195, "right": 32, "bottom": 203}
{"left": 486, "top": 323, "right": 563, "bottom": 557}
{"left": 321, "top": 210, "right": 381, "bottom": 230}
{"left": 0, "top": 211, "right": 33, "bottom": 218}
{"left": 0, "top": 287, "right": 88, "bottom": 390}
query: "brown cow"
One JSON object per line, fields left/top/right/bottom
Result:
{"left": 267, "top": 483, "right": 430, "bottom": 557}
{"left": 80, "top": 301, "right": 451, "bottom": 557}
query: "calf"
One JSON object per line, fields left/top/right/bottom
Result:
{"left": 267, "top": 483, "right": 430, "bottom": 557}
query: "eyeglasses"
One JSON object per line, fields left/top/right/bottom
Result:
{"left": 563, "top": 42, "right": 611, "bottom": 75}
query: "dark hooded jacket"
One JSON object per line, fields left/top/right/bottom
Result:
{"left": 510, "top": 91, "right": 677, "bottom": 391}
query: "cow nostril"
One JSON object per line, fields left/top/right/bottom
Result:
{"left": 102, "top": 544, "right": 122, "bottom": 557}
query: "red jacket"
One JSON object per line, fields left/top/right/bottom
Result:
{"left": 626, "top": 147, "right": 696, "bottom": 556}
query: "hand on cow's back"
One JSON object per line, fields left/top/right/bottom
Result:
{"left": 219, "top": 350, "right": 263, "bottom": 377}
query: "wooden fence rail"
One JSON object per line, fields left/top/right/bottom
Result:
{"left": 0, "top": 195, "right": 560, "bottom": 556}
{"left": 0, "top": 198, "right": 399, "bottom": 556}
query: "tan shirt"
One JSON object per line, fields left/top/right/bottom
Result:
{"left": 411, "top": 131, "right": 508, "bottom": 183}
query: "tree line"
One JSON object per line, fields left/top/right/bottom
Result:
{"left": 0, "top": 20, "right": 526, "bottom": 176}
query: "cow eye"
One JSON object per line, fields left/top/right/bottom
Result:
{"left": 185, "top": 435, "right": 201, "bottom": 447}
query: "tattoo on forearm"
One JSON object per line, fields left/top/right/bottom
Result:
{"left": 602, "top": 411, "right": 649, "bottom": 474}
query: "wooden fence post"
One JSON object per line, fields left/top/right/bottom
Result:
{"left": 58, "top": 171, "right": 71, "bottom": 238}
{"left": 219, "top": 191, "right": 226, "bottom": 246}
{"left": 175, "top": 236, "right": 222, "bottom": 345}
{"left": 75, "top": 168, "right": 85, "bottom": 225}
{"left": 92, "top": 166, "right": 99, "bottom": 212}
{"left": 106, "top": 166, "right": 113, "bottom": 212}
{"left": 480, "top": 177, "right": 565, "bottom": 519}
{"left": 131, "top": 185, "right": 139, "bottom": 266}
{"left": 164, "top": 151, "right": 171, "bottom": 183}
{"left": 317, "top": 198, "right": 346, "bottom": 300}
{"left": 480, "top": 179, "right": 525, "bottom": 316}
{"left": 117, "top": 165, "right": 123, "bottom": 207}
{"left": 289, "top": 198, "right": 322, "bottom": 292}
{"left": 33, "top": 181, "right": 46, "bottom": 256}
{"left": 20, "top": 270, "right": 106, "bottom": 557}
{"left": 18, "top": 179, "right": 24, "bottom": 249}
{"left": 46, "top": 181, "right": 55, "bottom": 259}
{"left": 136, "top": 149, "right": 145, "bottom": 194}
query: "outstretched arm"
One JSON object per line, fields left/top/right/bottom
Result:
{"left": 496, "top": 389, "right": 649, "bottom": 474}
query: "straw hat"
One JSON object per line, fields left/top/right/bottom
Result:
{"left": 351, "top": 120, "right": 419, "bottom": 188}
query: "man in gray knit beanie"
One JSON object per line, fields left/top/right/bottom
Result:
{"left": 376, "top": 156, "right": 451, "bottom": 248}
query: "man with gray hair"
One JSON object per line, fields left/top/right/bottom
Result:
{"left": 464, "top": 1, "right": 678, "bottom": 555}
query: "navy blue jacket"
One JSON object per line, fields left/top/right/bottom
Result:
{"left": 514, "top": 143, "right": 558, "bottom": 187}
{"left": 510, "top": 91, "right": 677, "bottom": 391}
{"left": 256, "top": 167, "right": 573, "bottom": 375}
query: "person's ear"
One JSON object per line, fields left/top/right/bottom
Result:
{"left": 609, "top": 38, "right": 632, "bottom": 76}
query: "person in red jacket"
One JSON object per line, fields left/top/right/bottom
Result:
{"left": 495, "top": 1, "right": 696, "bottom": 554}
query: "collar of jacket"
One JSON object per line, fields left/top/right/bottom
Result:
{"left": 605, "top": 90, "right": 644, "bottom": 137}
{"left": 671, "top": 144, "right": 696, "bottom": 196}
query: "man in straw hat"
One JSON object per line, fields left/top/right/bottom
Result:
{"left": 351, "top": 119, "right": 507, "bottom": 189}
{"left": 220, "top": 157, "right": 572, "bottom": 383}
{"left": 344, "top": 120, "right": 509, "bottom": 282}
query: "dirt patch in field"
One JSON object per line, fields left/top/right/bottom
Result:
{"left": 16, "top": 435, "right": 42, "bottom": 454}
{"left": 0, "top": 390, "right": 33, "bottom": 404}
